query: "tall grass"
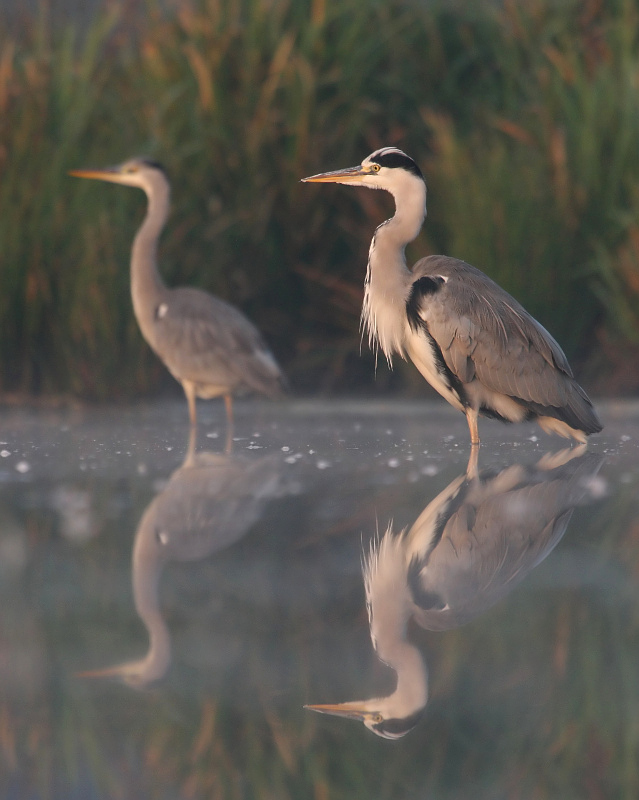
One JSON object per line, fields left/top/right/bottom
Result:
{"left": 2, "top": 0, "right": 639, "bottom": 398}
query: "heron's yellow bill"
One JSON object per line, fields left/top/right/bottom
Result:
{"left": 75, "top": 664, "right": 128, "bottom": 679}
{"left": 304, "top": 701, "right": 369, "bottom": 721}
{"left": 68, "top": 167, "right": 122, "bottom": 184}
{"left": 301, "top": 165, "right": 372, "bottom": 183}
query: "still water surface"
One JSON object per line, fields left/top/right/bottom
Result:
{"left": 1, "top": 399, "right": 639, "bottom": 799}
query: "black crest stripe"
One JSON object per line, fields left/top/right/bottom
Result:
{"left": 371, "top": 151, "right": 423, "bottom": 178}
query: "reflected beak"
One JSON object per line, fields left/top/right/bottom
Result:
{"left": 75, "top": 664, "right": 129, "bottom": 679}
{"left": 304, "top": 701, "right": 370, "bottom": 721}
{"left": 301, "top": 165, "right": 372, "bottom": 183}
{"left": 68, "top": 167, "right": 123, "bottom": 184}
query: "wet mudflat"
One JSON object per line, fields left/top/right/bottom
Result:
{"left": 1, "top": 398, "right": 639, "bottom": 799}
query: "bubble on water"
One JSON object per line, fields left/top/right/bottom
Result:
{"left": 584, "top": 475, "right": 608, "bottom": 499}
{"left": 528, "top": 435, "right": 539, "bottom": 442}
{"left": 284, "top": 455, "right": 297, "bottom": 464}
{"left": 52, "top": 486, "right": 94, "bottom": 543}
{"left": 421, "top": 464, "right": 438, "bottom": 476}
{"left": 388, "top": 458, "right": 400, "bottom": 468}
{"left": 316, "top": 460, "right": 331, "bottom": 470}
{"left": 15, "top": 461, "right": 30, "bottom": 474}
{"left": 1, "top": 450, "right": 10, "bottom": 458}
{"left": 165, "top": 446, "right": 173, "bottom": 452}
{"left": 281, "top": 446, "right": 290, "bottom": 452}
{"left": 308, "top": 449, "right": 316, "bottom": 455}
{"left": 206, "top": 432, "right": 219, "bottom": 439}
{"left": 252, "top": 432, "right": 261, "bottom": 437}
{"left": 385, "top": 429, "right": 393, "bottom": 435}
{"left": 621, "top": 435, "right": 631, "bottom": 442}
{"left": 247, "top": 444, "right": 264, "bottom": 450}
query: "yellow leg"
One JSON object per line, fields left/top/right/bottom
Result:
{"left": 224, "top": 393, "right": 234, "bottom": 428}
{"left": 183, "top": 381, "right": 197, "bottom": 427}
{"left": 224, "top": 393, "right": 234, "bottom": 455}
{"left": 466, "top": 445, "right": 479, "bottom": 480}
{"left": 466, "top": 407, "right": 480, "bottom": 446}
{"left": 183, "top": 424, "right": 197, "bottom": 467}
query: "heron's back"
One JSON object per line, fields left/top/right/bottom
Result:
{"left": 146, "top": 286, "right": 285, "bottom": 398}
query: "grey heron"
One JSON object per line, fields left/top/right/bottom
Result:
{"left": 302, "top": 148, "right": 602, "bottom": 446}
{"left": 77, "top": 433, "right": 288, "bottom": 688}
{"left": 70, "top": 158, "right": 285, "bottom": 431}
{"left": 306, "top": 447, "right": 603, "bottom": 738}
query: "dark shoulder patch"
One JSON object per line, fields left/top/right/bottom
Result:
{"left": 372, "top": 151, "right": 423, "bottom": 178}
{"left": 406, "top": 276, "right": 445, "bottom": 332}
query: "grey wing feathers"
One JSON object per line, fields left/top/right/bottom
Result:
{"left": 412, "top": 256, "right": 601, "bottom": 432}
{"left": 152, "top": 287, "right": 284, "bottom": 396}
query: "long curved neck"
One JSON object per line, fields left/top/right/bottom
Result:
{"left": 361, "top": 178, "right": 427, "bottom": 362}
{"left": 131, "top": 180, "right": 170, "bottom": 338}
{"left": 367, "top": 531, "right": 429, "bottom": 716}
{"left": 128, "top": 514, "right": 172, "bottom": 684}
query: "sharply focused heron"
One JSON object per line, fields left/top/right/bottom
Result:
{"left": 70, "top": 158, "right": 285, "bottom": 429}
{"left": 303, "top": 148, "right": 602, "bottom": 446}
{"left": 306, "top": 447, "right": 603, "bottom": 738}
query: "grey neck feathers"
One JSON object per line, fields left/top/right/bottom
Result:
{"left": 367, "top": 532, "right": 429, "bottom": 716}
{"left": 361, "top": 177, "right": 427, "bottom": 362}
{"left": 129, "top": 516, "right": 172, "bottom": 685}
{"left": 131, "top": 177, "right": 170, "bottom": 338}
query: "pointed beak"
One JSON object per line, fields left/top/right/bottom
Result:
{"left": 75, "top": 664, "right": 129, "bottom": 679}
{"left": 304, "top": 701, "right": 371, "bottom": 721}
{"left": 301, "top": 165, "right": 372, "bottom": 183}
{"left": 68, "top": 167, "right": 123, "bottom": 185}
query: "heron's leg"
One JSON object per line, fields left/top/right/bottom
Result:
{"left": 466, "top": 407, "right": 480, "bottom": 447}
{"left": 466, "top": 445, "right": 479, "bottom": 480}
{"left": 224, "top": 393, "right": 234, "bottom": 455}
{"left": 183, "top": 424, "right": 197, "bottom": 467}
{"left": 183, "top": 381, "right": 197, "bottom": 427}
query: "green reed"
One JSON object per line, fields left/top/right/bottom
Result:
{"left": 1, "top": 0, "right": 639, "bottom": 398}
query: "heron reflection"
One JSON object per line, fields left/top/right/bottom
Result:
{"left": 78, "top": 437, "right": 287, "bottom": 687}
{"left": 306, "top": 447, "right": 604, "bottom": 738}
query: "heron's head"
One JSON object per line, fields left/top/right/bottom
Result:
{"left": 302, "top": 147, "right": 424, "bottom": 195}
{"left": 305, "top": 697, "right": 425, "bottom": 739}
{"left": 69, "top": 157, "right": 168, "bottom": 194}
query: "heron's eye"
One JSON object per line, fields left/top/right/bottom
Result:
{"left": 373, "top": 713, "right": 383, "bottom": 723}
{"left": 370, "top": 163, "right": 381, "bottom": 172}
{"left": 126, "top": 166, "right": 138, "bottom": 174}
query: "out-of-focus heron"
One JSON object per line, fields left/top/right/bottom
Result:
{"left": 303, "top": 148, "right": 602, "bottom": 446}
{"left": 77, "top": 434, "right": 289, "bottom": 688}
{"left": 70, "top": 158, "right": 285, "bottom": 431}
{"left": 306, "top": 447, "right": 603, "bottom": 738}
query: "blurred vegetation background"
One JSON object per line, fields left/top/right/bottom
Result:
{"left": 2, "top": 0, "right": 639, "bottom": 401}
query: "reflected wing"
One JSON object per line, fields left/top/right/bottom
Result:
{"left": 408, "top": 452, "right": 603, "bottom": 630}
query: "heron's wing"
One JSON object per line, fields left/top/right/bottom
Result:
{"left": 410, "top": 256, "right": 594, "bottom": 414}
{"left": 409, "top": 452, "right": 603, "bottom": 630}
{"left": 152, "top": 287, "right": 284, "bottom": 396}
